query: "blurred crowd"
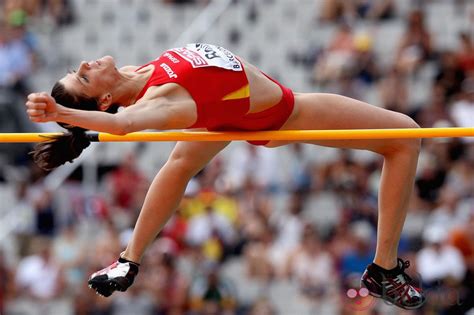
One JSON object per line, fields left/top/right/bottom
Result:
{"left": 0, "top": 0, "right": 77, "bottom": 167}
{"left": 0, "top": 0, "right": 473, "bottom": 315}
{"left": 0, "top": 0, "right": 75, "bottom": 92}
{"left": 310, "top": 5, "right": 474, "bottom": 127}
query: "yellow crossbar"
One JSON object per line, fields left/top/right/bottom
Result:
{"left": 0, "top": 128, "right": 472, "bottom": 143}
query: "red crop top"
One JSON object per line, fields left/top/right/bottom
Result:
{"left": 135, "top": 43, "right": 294, "bottom": 143}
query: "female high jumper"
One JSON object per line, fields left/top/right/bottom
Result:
{"left": 25, "top": 43, "right": 424, "bottom": 309}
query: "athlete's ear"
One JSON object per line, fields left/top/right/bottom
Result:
{"left": 98, "top": 93, "right": 112, "bottom": 111}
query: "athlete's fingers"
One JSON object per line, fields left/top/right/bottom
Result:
{"left": 27, "top": 92, "right": 53, "bottom": 104}
{"left": 27, "top": 95, "right": 46, "bottom": 103}
{"left": 26, "top": 101, "right": 47, "bottom": 110}
{"left": 27, "top": 93, "right": 37, "bottom": 101}
{"left": 27, "top": 93, "right": 44, "bottom": 102}
{"left": 27, "top": 109, "right": 45, "bottom": 116}
{"left": 30, "top": 116, "right": 46, "bottom": 123}
{"left": 40, "top": 92, "right": 55, "bottom": 104}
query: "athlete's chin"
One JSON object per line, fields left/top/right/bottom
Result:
{"left": 100, "top": 55, "right": 115, "bottom": 67}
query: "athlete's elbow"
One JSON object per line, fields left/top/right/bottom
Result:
{"left": 113, "top": 128, "right": 128, "bottom": 136}
{"left": 114, "top": 116, "right": 133, "bottom": 135}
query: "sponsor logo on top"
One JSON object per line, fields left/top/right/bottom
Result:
{"left": 163, "top": 52, "right": 180, "bottom": 64}
{"left": 172, "top": 48, "right": 209, "bottom": 68}
{"left": 160, "top": 63, "right": 177, "bottom": 79}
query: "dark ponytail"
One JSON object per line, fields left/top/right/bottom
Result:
{"left": 32, "top": 127, "right": 91, "bottom": 170}
{"left": 31, "top": 82, "right": 117, "bottom": 171}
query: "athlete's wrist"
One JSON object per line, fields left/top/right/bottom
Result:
{"left": 55, "top": 103, "right": 70, "bottom": 122}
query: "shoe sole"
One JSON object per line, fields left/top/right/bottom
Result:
{"left": 88, "top": 276, "right": 130, "bottom": 297}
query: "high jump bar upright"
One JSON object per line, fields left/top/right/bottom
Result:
{"left": 0, "top": 127, "right": 473, "bottom": 143}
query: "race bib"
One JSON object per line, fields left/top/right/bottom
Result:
{"left": 171, "top": 43, "right": 243, "bottom": 71}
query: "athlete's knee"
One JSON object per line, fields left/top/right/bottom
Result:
{"left": 400, "top": 116, "right": 421, "bottom": 154}
{"left": 380, "top": 115, "right": 421, "bottom": 156}
{"left": 166, "top": 151, "right": 203, "bottom": 177}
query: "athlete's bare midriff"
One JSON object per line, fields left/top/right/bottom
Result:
{"left": 239, "top": 57, "right": 283, "bottom": 113}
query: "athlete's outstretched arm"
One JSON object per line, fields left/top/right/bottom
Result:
{"left": 25, "top": 92, "right": 184, "bottom": 134}
{"left": 121, "top": 141, "right": 230, "bottom": 263}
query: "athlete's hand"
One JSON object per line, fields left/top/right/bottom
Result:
{"left": 26, "top": 92, "right": 59, "bottom": 122}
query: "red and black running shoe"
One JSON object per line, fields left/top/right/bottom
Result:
{"left": 88, "top": 257, "right": 139, "bottom": 297}
{"left": 361, "top": 258, "right": 426, "bottom": 309}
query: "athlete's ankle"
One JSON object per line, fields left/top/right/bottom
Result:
{"left": 373, "top": 256, "right": 397, "bottom": 270}
{"left": 120, "top": 251, "right": 141, "bottom": 265}
{"left": 118, "top": 256, "right": 140, "bottom": 266}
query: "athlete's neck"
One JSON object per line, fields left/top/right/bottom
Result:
{"left": 112, "top": 65, "right": 154, "bottom": 106}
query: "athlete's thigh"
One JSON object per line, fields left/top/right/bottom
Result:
{"left": 266, "top": 93, "right": 419, "bottom": 152}
{"left": 168, "top": 141, "right": 230, "bottom": 172}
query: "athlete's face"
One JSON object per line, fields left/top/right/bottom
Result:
{"left": 59, "top": 56, "right": 117, "bottom": 99}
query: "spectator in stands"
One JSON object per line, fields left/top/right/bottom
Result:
{"left": 313, "top": 23, "right": 356, "bottom": 85}
{"left": 188, "top": 263, "right": 237, "bottom": 315}
{"left": 450, "top": 77, "right": 474, "bottom": 131}
{"left": 447, "top": 209, "right": 474, "bottom": 313}
{"left": 401, "top": 196, "right": 430, "bottom": 247}
{"left": 7, "top": 8, "right": 38, "bottom": 60}
{"left": 0, "top": 20, "right": 34, "bottom": 95}
{"left": 226, "top": 145, "right": 282, "bottom": 192}
{"left": 456, "top": 31, "right": 474, "bottom": 74}
{"left": 417, "top": 225, "right": 466, "bottom": 285}
{"left": 415, "top": 141, "right": 448, "bottom": 206}
{"left": 74, "top": 280, "right": 113, "bottom": 315}
{"left": 31, "top": 188, "right": 57, "bottom": 236}
{"left": 90, "top": 220, "right": 121, "bottom": 269}
{"left": 106, "top": 151, "right": 149, "bottom": 212}
{"left": 415, "top": 83, "right": 452, "bottom": 128}
{"left": 0, "top": 250, "right": 13, "bottom": 315}
{"left": 331, "top": 70, "right": 365, "bottom": 100}
{"left": 351, "top": 32, "right": 379, "bottom": 86}
{"left": 13, "top": 237, "right": 66, "bottom": 313}
{"left": 378, "top": 65, "right": 409, "bottom": 113}
{"left": 445, "top": 157, "right": 474, "bottom": 206}
{"left": 322, "top": 150, "right": 363, "bottom": 200}
{"left": 248, "top": 297, "right": 277, "bottom": 315}
{"left": 319, "top": 0, "right": 395, "bottom": 23}
{"left": 426, "top": 187, "right": 465, "bottom": 232}
{"left": 44, "top": 0, "right": 76, "bottom": 26}
{"left": 161, "top": 207, "right": 189, "bottom": 253}
{"left": 285, "top": 224, "right": 339, "bottom": 311}
{"left": 272, "top": 192, "right": 305, "bottom": 256}
{"left": 395, "top": 9, "right": 433, "bottom": 75}
{"left": 4, "top": 0, "right": 76, "bottom": 26}
{"left": 340, "top": 221, "right": 375, "bottom": 280}
{"left": 286, "top": 144, "right": 313, "bottom": 193}
{"left": 2, "top": 0, "right": 23, "bottom": 20}
{"left": 186, "top": 204, "right": 237, "bottom": 261}
{"left": 142, "top": 250, "right": 188, "bottom": 314}
{"left": 243, "top": 224, "right": 276, "bottom": 281}
{"left": 449, "top": 209, "right": 474, "bottom": 269}
{"left": 52, "top": 221, "right": 87, "bottom": 293}
{"left": 235, "top": 177, "right": 273, "bottom": 223}
{"left": 416, "top": 225, "right": 466, "bottom": 310}
{"left": 111, "top": 281, "right": 156, "bottom": 315}
{"left": 435, "top": 50, "right": 465, "bottom": 101}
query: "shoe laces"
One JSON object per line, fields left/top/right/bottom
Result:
{"left": 398, "top": 258, "right": 411, "bottom": 278}
{"left": 383, "top": 258, "right": 423, "bottom": 300}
